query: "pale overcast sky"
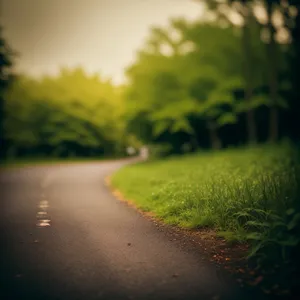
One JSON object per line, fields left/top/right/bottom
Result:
{"left": 2, "top": 0, "right": 203, "bottom": 84}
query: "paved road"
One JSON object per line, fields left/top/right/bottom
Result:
{"left": 0, "top": 159, "right": 265, "bottom": 300}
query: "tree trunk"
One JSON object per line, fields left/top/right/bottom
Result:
{"left": 190, "top": 135, "right": 199, "bottom": 152}
{"left": 289, "top": 1, "right": 300, "bottom": 139}
{"left": 266, "top": 0, "right": 279, "bottom": 142}
{"left": 269, "top": 106, "right": 278, "bottom": 142}
{"left": 0, "top": 94, "right": 7, "bottom": 160}
{"left": 241, "top": 0, "right": 257, "bottom": 144}
{"left": 207, "top": 120, "right": 221, "bottom": 150}
{"left": 246, "top": 107, "right": 257, "bottom": 144}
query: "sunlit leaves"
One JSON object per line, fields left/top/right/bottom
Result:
{"left": 217, "top": 112, "right": 238, "bottom": 125}
{"left": 153, "top": 120, "right": 171, "bottom": 137}
{"left": 125, "top": 17, "right": 249, "bottom": 148}
{"left": 170, "top": 119, "right": 194, "bottom": 134}
{"left": 3, "top": 68, "right": 127, "bottom": 157}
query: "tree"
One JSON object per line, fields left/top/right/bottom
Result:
{"left": 263, "top": 0, "right": 281, "bottom": 142}
{"left": 0, "top": 27, "right": 16, "bottom": 158}
{"left": 125, "top": 19, "right": 247, "bottom": 151}
{"left": 4, "top": 68, "right": 128, "bottom": 158}
{"left": 284, "top": 0, "right": 300, "bottom": 140}
{"left": 240, "top": 0, "right": 257, "bottom": 144}
{"left": 195, "top": 0, "right": 259, "bottom": 144}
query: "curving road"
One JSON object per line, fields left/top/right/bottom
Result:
{"left": 0, "top": 159, "right": 265, "bottom": 300}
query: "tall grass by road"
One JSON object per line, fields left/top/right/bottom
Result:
{"left": 111, "top": 142, "right": 300, "bottom": 270}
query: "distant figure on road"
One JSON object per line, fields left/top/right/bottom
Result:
{"left": 139, "top": 146, "right": 149, "bottom": 160}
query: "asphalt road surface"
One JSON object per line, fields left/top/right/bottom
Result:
{"left": 0, "top": 159, "right": 266, "bottom": 300}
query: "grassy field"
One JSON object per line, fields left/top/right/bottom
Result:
{"left": 111, "top": 143, "right": 300, "bottom": 268}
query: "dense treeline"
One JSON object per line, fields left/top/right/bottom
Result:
{"left": 1, "top": 67, "right": 139, "bottom": 159}
{"left": 0, "top": 26, "right": 15, "bottom": 159}
{"left": 0, "top": 0, "right": 299, "bottom": 159}
{"left": 125, "top": 0, "right": 300, "bottom": 155}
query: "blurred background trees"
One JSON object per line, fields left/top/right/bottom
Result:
{"left": 125, "top": 0, "right": 299, "bottom": 155}
{"left": 1, "top": 0, "right": 299, "bottom": 159}
{"left": 0, "top": 26, "right": 16, "bottom": 159}
{"left": 2, "top": 68, "right": 131, "bottom": 159}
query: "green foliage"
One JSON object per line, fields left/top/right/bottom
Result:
{"left": 124, "top": 16, "right": 271, "bottom": 151}
{"left": 3, "top": 68, "right": 131, "bottom": 158}
{"left": 148, "top": 143, "right": 174, "bottom": 159}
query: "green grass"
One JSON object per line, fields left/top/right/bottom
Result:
{"left": 111, "top": 142, "right": 300, "bottom": 267}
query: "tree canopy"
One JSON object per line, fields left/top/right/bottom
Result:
{"left": 2, "top": 0, "right": 300, "bottom": 158}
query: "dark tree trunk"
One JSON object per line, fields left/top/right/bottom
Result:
{"left": 207, "top": 120, "right": 222, "bottom": 150}
{"left": 288, "top": 0, "right": 300, "bottom": 139}
{"left": 245, "top": 93, "right": 257, "bottom": 145}
{"left": 190, "top": 135, "right": 199, "bottom": 152}
{"left": 266, "top": 0, "right": 279, "bottom": 142}
{"left": 241, "top": 1, "right": 257, "bottom": 144}
{"left": 0, "top": 95, "right": 4, "bottom": 159}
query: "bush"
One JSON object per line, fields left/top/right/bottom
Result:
{"left": 148, "top": 143, "right": 173, "bottom": 159}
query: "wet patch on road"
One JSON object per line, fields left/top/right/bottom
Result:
{"left": 36, "top": 177, "right": 52, "bottom": 228}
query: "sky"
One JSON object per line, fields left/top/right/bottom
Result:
{"left": 1, "top": 0, "right": 204, "bottom": 84}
